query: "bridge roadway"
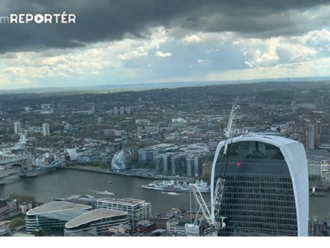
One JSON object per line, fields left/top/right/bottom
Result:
{"left": 0, "top": 155, "right": 29, "bottom": 165}
{"left": 0, "top": 160, "right": 62, "bottom": 183}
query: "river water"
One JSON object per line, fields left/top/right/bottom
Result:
{"left": 0, "top": 169, "right": 330, "bottom": 219}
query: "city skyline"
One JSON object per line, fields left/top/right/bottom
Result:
{"left": 0, "top": 79, "right": 328, "bottom": 236}
{"left": 0, "top": 1, "right": 330, "bottom": 90}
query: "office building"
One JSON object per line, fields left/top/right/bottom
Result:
{"left": 315, "top": 121, "right": 321, "bottom": 135}
{"left": 121, "top": 132, "right": 129, "bottom": 149}
{"left": 113, "top": 107, "right": 118, "bottom": 115}
{"left": 138, "top": 143, "right": 177, "bottom": 164}
{"left": 14, "top": 122, "right": 21, "bottom": 134}
{"left": 41, "top": 103, "right": 51, "bottom": 110}
{"left": 307, "top": 124, "right": 315, "bottom": 150}
{"left": 119, "top": 106, "right": 125, "bottom": 115}
{"left": 210, "top": 134, "right": 309, "bottom": 236}
{"left": 306, "top": 150, "right": 330, "bottom": 184}
{"left": 126, "top": 106, "right": 131, "bottom": 114}
{"left": 19, "top": 133, "right": 27, "bottom": 144}
{"left": 42, "top": 123, "right": 50, "bottom": 136}
{"left": 155, "top": 152, "right": 208, "bottom": 176}
{"left": 64, "top": 209, "right": 129, "bottom": 236}
{"left": 25, "top": 201, "right": 91, "bottom": 235}
{"left": 96, "top": 198, "right": 152, "bottom": 230}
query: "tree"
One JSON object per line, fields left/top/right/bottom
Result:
{"left": 139, "top": 141, "right": 150, "bottom": 148}
{"left": 8, "top": 194, "right": 37, "bottom": 205}
{"left": 99, "top": 161, "right": 108, "bottom": 169}
{"left": 201, "top": 171, "right": 211, "bottom": 182}
{"left": 35, "top": 230, "right": 48, "bottom": 236}
{"left": 9, "top": 218, "right": 25, "bottom": 229}
{"left": 148, "top": 163, "right": 156, "bottom": 169}
{"left": 89, "top": 161, "right": 100, "bottom": 167}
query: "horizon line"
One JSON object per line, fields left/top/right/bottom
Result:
{"left": 0, "top": 76, "right": 329, "bottom": 93}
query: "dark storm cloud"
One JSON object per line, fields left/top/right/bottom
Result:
{"left": 0, "top": 0, "right": 330, "bottom": 53}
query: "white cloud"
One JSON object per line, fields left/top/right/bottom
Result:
{"left": 205, "top": 57, "right": 330, "bottom": 81}
{"left": 180, "top": 32, "right": 231, "bottom": 44}
{"left": 197, "top": 59, "right": 210, "bottom": 65}
{"left": 2, "top": 23, "right": 330, "bottom": 89}
{"left": 0, "top": 26, "right": 168, "bottom": 88}
{"left": 155, "top": 51, "right": 172, "bottom": 57}
{"left": 234, "top": 29, "right": 330, "bottom": 68}
{"left": 117, "top": 27, "right": 168, "bottom": 60}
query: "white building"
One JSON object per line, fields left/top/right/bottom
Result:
{"left": 166, "top": 219, "right": 187, "bottom": 234}
{"left": 96, "top": 198, "right": 152, "bottom": 230}
{"left": 19, "top": 133, "right": 27, "bottom": 144}
{"left": 210, "top": 134, "right": 309, "bottom": 236}
{"left": 306, "top": 150, "right": 330, "bottom": 184}
{"left": 172, "top": 118, "right": 187, "bottom": 123}
{"left": 64, "top": 209, "right": 129, "bottom": 236}
{"left": 41, "top": 103, "right": 51, "bottom": 110}
{"left": 308, "top": 160, "right": 330, "bottom": 184}
{"left": 113, "top": 107, "right": 118, "bottom": 115}
{"left": 135, "top": 119, "right": 150, "bottom": 124}
{"left": 66, "top": 148, "right": 84, "bottom": 161}
{"left": 19, "top": 202, "right": 33, "bottom": 214}
{"left": 125, "top": 107, "right": 131, "bottom": 114}
{"left": 119, "top": 106, "right": 125, "bottom": 115}
{"left": 14, "top": 122, "right": 21, "bottom": 134}
{"left": 42, "top": 123, "right": 50, "bottom": 136}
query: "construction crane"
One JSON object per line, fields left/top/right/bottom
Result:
{"left": 185, "top": 103, "right": 240, "bottom": 236}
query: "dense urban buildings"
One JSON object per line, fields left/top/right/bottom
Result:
{"left": 1, "top": 81, "right": 330, "bottom": 236}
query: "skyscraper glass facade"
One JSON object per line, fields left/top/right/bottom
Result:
{"left": 211, "top": 136, "right": 308, "bottom": 236}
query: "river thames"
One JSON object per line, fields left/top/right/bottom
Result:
{"left": 0, "top": 169, "right": 330, "bottom": 219}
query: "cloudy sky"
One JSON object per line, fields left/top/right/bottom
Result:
{"left": 0, "top": 0, "right": 330, "bottom": 89}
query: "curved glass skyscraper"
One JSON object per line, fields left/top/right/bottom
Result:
{"left": 210, "top": 134, "right": 309, "bottom": 236}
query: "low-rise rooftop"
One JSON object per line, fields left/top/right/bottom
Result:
{"left": 39, "top": 209, "right": 89, "bottom": 222}
{"left": 306, "top": 150, "right": 330, "bottom": 161}
{"left": 65, "top": 208, "right": 127, "bottom": 229}
{"left": 96, "top": 198, "right": 145, "bottom": 206}
{"left": 26, "top": 201, "right": 92, "bottom": 216}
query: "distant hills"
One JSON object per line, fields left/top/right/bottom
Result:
{"left": 0, "top": 77, "right": 329, "bottom": 94}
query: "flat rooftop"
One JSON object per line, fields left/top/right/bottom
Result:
{"left": 39, "top": 209, "right": 89, "bottom": 222}
{"left": 225, "top": 134, "right": 298, "bottom": 146}
{"left": 306, "top": 150, "right": 330, "bottom": 161}
{"left": 26, "top": 201, "right": 92, "bottom": 216}
{"left": 96, "top": 198, "right": 145, "bottom": 206}
{"left": 65, "top": 208, "right": 127, "bottom": 229}
{"left": 140, "top": 143, "right": 175, "bottom": 150}
{"left": 56, "top": 194, "right": 95, "bottom": 201}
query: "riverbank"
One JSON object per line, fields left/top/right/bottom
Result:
{"left": 60, "top": 166, "right": 189, "bottom": 181}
